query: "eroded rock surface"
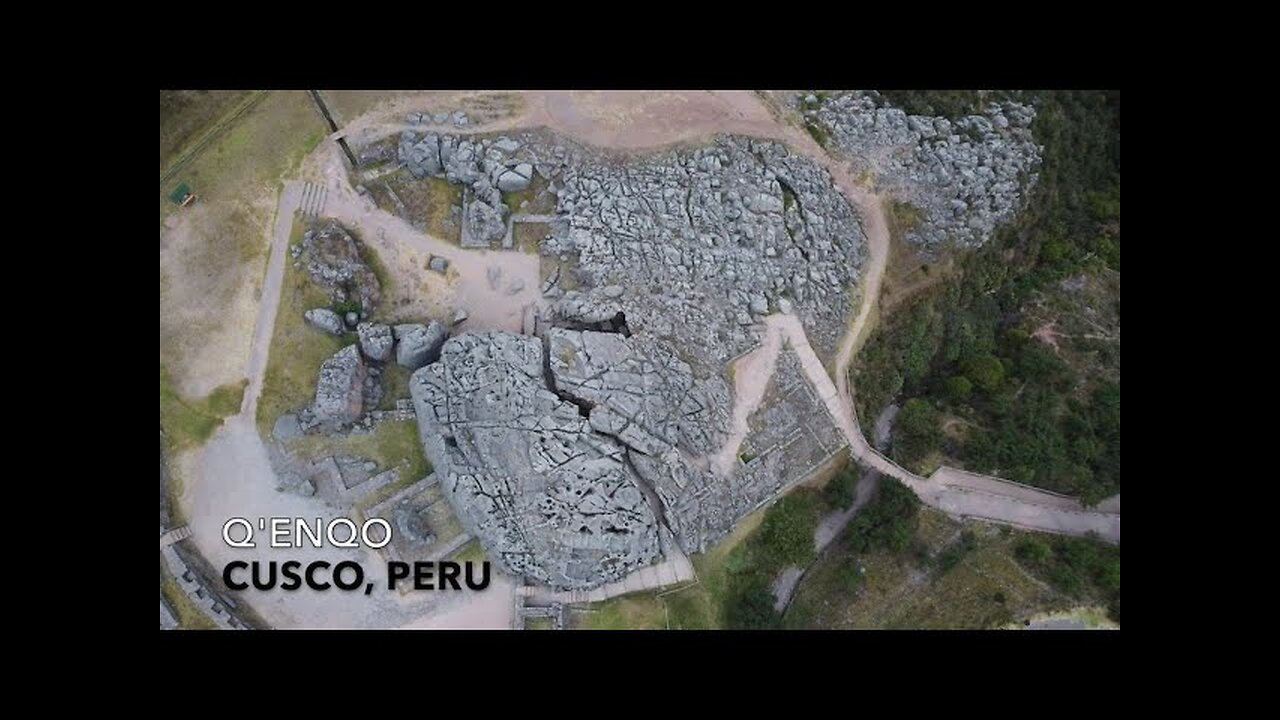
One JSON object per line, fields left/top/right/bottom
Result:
{"left": 410, "top": 332, "right": 662, "bottom": 590}
{"left": 357, "top": 322, "right": 394, "bottom": 362}
{"left": 806, "top": 91, "right": 1042, "bottom": 250}
{"left": 291, "top": 221, "right": 382, "bottom": 312}
{"left": 532, "top": 135, "right": 866, "bottom": 364}
{"left": 310, "top": 345, "right": 367, "bottom": 429}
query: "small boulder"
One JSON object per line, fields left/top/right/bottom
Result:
{"left": 429, "top": 256, "right": 449, "bottom": 274}
{"left": 304, "top": 308, "right": 344, "bottom": 335}
{"left": 357, "top": 322, "right": 394, "bottom": 362}
{"left": 312, "top": 345, "right": 367, "bottom": 427}
{"left": 395, "top": 321, "right": 448, "bottom": 369}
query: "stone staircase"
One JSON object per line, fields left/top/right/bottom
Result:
{"left": 300, "top": 182, "right": 327, "bottom": 218}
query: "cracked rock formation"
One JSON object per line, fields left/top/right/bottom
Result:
{"left": 806, "top": 91, "right": 1042, "bottom": 251}
{"left": 410, "top": 332, "right": 663, "bottom": 590}
{"left": 531, "top": 134, "right": 867, "bottom": 364}
{"left": 310, "top": 345, "right": 367, "bottom": 429}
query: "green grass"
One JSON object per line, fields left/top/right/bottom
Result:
{"left": 502, "top": 174, "right": 554, "bottom": 215}
{"left": 887, "top": 200, "right": 925, "bottom": 243}
{"left": 160, "top": 564, "right": 218, "bottom": 631}
{"left": 513, "top": 222, "right": 550, "bottom": 255}
{"left": 525, "top": 617, "right": 555, "bottom": 630}
{"left": 577, "top": 596, "right": 667, "bottom": 630}
{"left": 369, "top": 173, "right": 462, "bottom": 243}
{"left": 159, "top": 366, "right": 247, "bottom": 454}
{"left": 451, "top": 539, "right": 489, "bottom": 564}
{"left": 255, "top": 217, "right": 351, "bottom": 436}
{"left": 378, "top": 363, "right": 414, "bottom": 410}
{"left": 357, "top": 235, "right": 393, "bottom": 300}
{"left": 160, "top": 90, "right": 254, "bottom": 175}
{"left": 160, "top": 90, "right": 327, "bottom": 222}
{"left": 285, "top": 419, "right": 431, "bottom": 483}
{"left": 782, "top": 508, "right": 1105, "bottom": 629}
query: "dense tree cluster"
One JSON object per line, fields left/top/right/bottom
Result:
{"left": 854, "top": 91, "right": 1121, "bottom": 504}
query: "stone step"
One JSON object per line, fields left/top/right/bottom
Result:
{"left": 159, "top": 525, "right": 192, "bottom": 549}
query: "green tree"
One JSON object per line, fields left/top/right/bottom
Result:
{"left": 944, "top": 375, "right": 973, "bottom": 404}
{"left": 961, "top": 353, "right": 1006, "bottom": 393}
{"left": 894, "top": 398, "right": 941, "bottom": 468}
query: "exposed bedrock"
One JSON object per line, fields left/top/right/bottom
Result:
{"left": 409, "top": 332, "right": 663, "bottom": 590}
{"left": 807, "top": 91, "right": 1043, "bottom": 251}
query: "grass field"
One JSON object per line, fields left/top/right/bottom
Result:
{"left": 514, "top": 222, "right": 551, "bottom": 255}
{"left": 573, "top": 595, "right": 667, "bottom": 630}
{"left": 161, "top": 91, "right": 330, "bottom": 403}
{"left": 160, "top": 90, "right": 253, "bottom": 174}
{"left": 451, "top": 539, "right": 489, "bottom": 564}
{"left": 283, "top": 419, "right": 430, "bottom": 482}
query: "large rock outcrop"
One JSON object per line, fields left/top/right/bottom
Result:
{"left": 807, "top": 91, "right": 1042, "bottom": 251}
{"left": 410, "top": 332, "right": 663, "bottom": 590}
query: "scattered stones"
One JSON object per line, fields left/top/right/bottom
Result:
{"left": 357, "top": 322, "right": 394, "bottom": 362}
{"left": 304, "top": 308, "right": 344, "bottom": 336}
{"left": 452, "top": 308, "right": 469, "bottom": 325}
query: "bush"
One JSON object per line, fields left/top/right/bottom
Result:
{"left": 824, "top": 463, "right": 861, "bottom": 510}
{"left": 894, "top": 398, "right": 941, "bottom": 468}
{"left": 837, "top": 556, "right": 865, "bottom": 593}
{"left": 961, "top": 353, "right": 1006, "bottom": 393}
{"left": 845, "top": 478, "right": 921, "bottom": 555}
{"left": 723, "top": 573, "right": 779, "bottom": 629}
{"left": 1013, "top": 533, "right": 1120, "bottom": 623}
{"left": 759, "top": 492, "right": 819, "bottom": 567}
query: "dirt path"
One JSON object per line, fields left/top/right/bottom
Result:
{"left": 242, "top": 182, "right": 301, "bottom": 417}
{"left": 710, "top": 321, "right": 785, "bottom": 476}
